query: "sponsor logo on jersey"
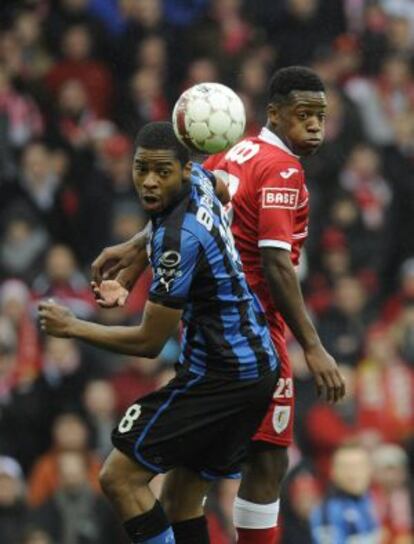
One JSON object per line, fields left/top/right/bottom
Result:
{"left": 272, "top": 406, "right": 291, "bottom": 434}
{"left": 280, "top": 167, "right": 299, "bottom": 179}
{"left": 157, "top": 251, "right": 182, "bottom": 292}
{"left": 160, "top": 250, "right": 181, "bottom": 268}
{"left": 262, "top": 188, "right": 299, "bottom": 209}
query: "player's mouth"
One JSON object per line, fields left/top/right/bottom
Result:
{"left": 306, "top": 137, "right": 322, "bottom": 146}
{"left": 141, "top": 194, "right": 162, "bottom": 210}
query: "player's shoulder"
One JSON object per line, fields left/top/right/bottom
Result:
{"left": 181, "top": 206, "right": 212, "bottom": 247}
{"left": 190, "top": 162, "right": 217, "bottom": 192}
{"left": 254, "top": 140, "right": 302, "bottom": 173}
{"left": 229, "top": 133, "right": 302, "bottom": 171}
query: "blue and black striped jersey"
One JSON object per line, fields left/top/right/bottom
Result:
{"left": 310, "top": 491, "right": 380, "bottom": 543}
{"left": 147, "top": 163, "right": 279, "bottom": 380}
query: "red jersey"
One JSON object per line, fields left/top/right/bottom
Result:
{"left": 204, "top": 127, "right": 309, "bottom": 350}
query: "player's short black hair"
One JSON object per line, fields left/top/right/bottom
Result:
{"left": 134, "top": 122, "right": 190, "bottom": 166}
{"left": 268, "top": 66, "right": 325, "bottom": 104}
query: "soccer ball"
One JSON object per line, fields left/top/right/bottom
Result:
{"left": 172, "top": 82, "right": 246, "bottom": 154}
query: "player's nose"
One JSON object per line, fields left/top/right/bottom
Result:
{"left": 143, "top": 172, "right": 160, "bottom": 187}
{"left": 307, "top": 117, "right": 322, "bottom": 133}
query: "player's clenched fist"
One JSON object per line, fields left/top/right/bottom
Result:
{"left": 38, "top": 300, "right": 76, "bottom": 338}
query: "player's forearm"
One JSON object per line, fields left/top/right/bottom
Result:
{"left": 69, "top": 319, "right": 159, "bottom": 357}
{"left": 116, "top": 247, "right": 149, "bottom": 291}
{"left": 262, "top": 249, "right": 321, "bottom": 351}
{"left": 130, "top": 224, "right": 150, "bottom": 250}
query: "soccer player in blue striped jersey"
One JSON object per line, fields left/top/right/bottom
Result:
{"left": 148, "top": 161, "right": 277, "bottom": 380}
{"left": 38, "top": 122, "right": 279, "bottom": 544}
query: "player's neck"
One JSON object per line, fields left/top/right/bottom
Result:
{"left": 263, "top": 123, "right": 300, "bottom": 159}
{"left": 265, "top": 123, "right": 292, "bottom": 152}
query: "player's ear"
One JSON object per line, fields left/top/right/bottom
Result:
{"left": 182, "top": 161, "right": 192, "bottom": 182}
{"left": 267, "top": 102, "right": 280, "bottom": 127}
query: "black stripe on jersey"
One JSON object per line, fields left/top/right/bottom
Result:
{"left": 148, "top": 191, "right": 192, "bottom": 309}
{"left": 189, "top": 245, "right": 241, "bottom": 374}
{"left": 181, "top": 310, "right": 195, "bottom": 364}
{"left": 196, "top": 188, "right": 273, "bottom": 376}
{"left": 160, "top": 191, "right": 192, "bottom": 252}
{"left": 149, "top": 291, "right": 186, "bottom": 309}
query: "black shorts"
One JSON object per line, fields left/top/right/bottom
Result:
{"left": 112, "top": 366, "right": 278, "bottom": 479}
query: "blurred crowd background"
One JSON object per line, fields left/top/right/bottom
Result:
{"left": 0, "top": 0, "right": 413, "bottom": 543}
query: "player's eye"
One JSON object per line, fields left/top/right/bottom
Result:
{"left": 297, "top": 112, "right": 307, "bottom": 120}
{"left": 135, "top": 163, "right": 147, "bottom": 173}
{"left": 159, "top": 169, "right": 171, "bottom": 176}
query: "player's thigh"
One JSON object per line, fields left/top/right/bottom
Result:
{"left": 160, "top": 467, "right": 212, "bottom": 522}
{"left": 100, "top": 448, "right": 155, "bottom": 491}
{"left": 111, "top": 370, "right": 203, "bottom": 474}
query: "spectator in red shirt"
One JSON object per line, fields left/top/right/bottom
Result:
{"left": 305, "top": 366, "right": 364, "bottom": 484}
{"left": 0, "top": 63, "right": 44, "bottom": 150}
{"left": 382, "top": 258, "right": 414, "bottom": 324}
{"left": 32, "top": 245, "right": 95, "bottom": 320}
{"left": 54, "top": 79, "right": 98, "bottom": 150}
{"left": 45, "top": 24, "right": 113, "bottom": 118}
{"left": 116, "top": 67, "right": 169, "bottom": 137}
{"left": 0, "top": 279, "right": 41, "bottom": 388}
{"left": 27, "top": 413, "right": 101, "bottom": 508}
{"left": 357, "top": 324, "right": 414, "bottom": 446}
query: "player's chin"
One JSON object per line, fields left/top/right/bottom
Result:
{"left": 300, "top": 143, "right": 322, "bottom": 156}
{"left": 141, "top": 199, "right": 163, "bottom": 213}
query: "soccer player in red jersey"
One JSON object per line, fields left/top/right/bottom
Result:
{"left": 92, "top": 67, "right": 346, "bottom": 544}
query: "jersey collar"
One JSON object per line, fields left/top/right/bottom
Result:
{"left": 258, "top": 127, "right": 300, "bottom": 158}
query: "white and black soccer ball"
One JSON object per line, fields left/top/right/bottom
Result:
{"left": 172, "top": 82, "right": 246, "bottom": 154}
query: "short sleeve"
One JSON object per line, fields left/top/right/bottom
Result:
{"left": 257, "top": 161, "right": 306, "bottom": 252}
{"left": 191, "top": 163, "right": 217, "bottom": 190}
{"left": 149, "top": 229, "right": 201, "bottom": 309}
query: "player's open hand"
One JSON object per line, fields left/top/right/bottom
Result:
{"left": 91, "top": 240, "right": 139, "bottom": 284}
{"left": 38, "top": 299, "right": 76, "bottom": 338}
{"left": 304, "top": 344, "right": 346, "bottom": 403}
{"left": 91, "top": 280, "right": 129, "bottom": 308}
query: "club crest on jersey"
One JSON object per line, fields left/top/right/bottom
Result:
{"left": 272, "top": 406, "right": 291, "bottom": 434}
{"left": 262, "top": 188, "right": 299, "bottom": 209}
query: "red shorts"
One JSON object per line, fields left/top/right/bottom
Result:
{"left": 245, "top": 277, "right": 294, "bottom": 447}
{"left": 251, "top": 331, "right": 294, "bottom": 446}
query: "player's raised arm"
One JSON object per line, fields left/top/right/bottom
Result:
{"left": 38, "top": 299, "right": 181, "bottom": 358}
{"left": 91, "top": 223, "right": 150, "bottom": 284}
